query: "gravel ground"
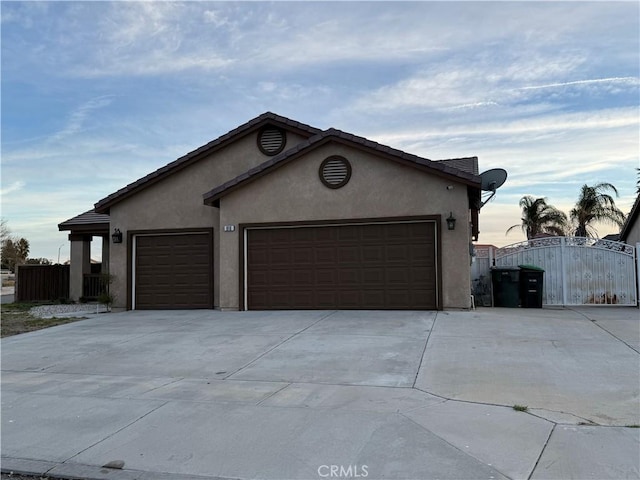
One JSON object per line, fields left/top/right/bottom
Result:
{"left": 29, "top": 303, "right": 108, "bottom": 318}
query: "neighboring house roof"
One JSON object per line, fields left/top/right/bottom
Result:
{"left": 94, "top": 112, "right": 322, "bottom": 214}
{"left": 58, "top": 209, "right": 110, "bottom": 233}
{"left": 620, "top": 193, "right": 640, "bottom": 242}
{"left": 203, "top": 127, "right": 481, "bottom": 207}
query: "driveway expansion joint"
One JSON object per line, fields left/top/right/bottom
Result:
{"left": 64, "top": 401, "right": 171, "bottom": 464}
{"left": 527, "top": 424, "right": 556, "bottom": 480}
{"left": 221, "top": 310, "right": 338, "bottom": 380}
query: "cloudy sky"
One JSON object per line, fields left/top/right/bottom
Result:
{"left": 2, "top": 1, "right": 638, "bottom": 262}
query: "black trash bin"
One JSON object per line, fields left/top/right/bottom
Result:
{"left": 519, "top": 265, "right": 544, "bottom": 308}
{"left": 491, "top": 267, "right": 521, "bottom": 307}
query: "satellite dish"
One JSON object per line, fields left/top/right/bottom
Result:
{"left": 479, "top": 168, "right": 507, "bottom": 208}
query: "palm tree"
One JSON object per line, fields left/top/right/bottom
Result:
{"left": 506, "top": 196, "right": 568, "bottom": 239}
{"left": 570, "top": 183, "right": 625, "bottom": 238}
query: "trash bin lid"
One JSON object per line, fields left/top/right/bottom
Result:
{"left": 491, "top": 266, "right": 520, "bottom": 270}
{"left": 518, "top": 264, "right": 544, "bottom": 271}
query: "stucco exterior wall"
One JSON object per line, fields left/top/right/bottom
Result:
{"left": 108, "top": 129, "right": 309, "bottom": 308}
{"left": 624, "top": 219, "right": 640, "bottom": 246}
{"left": 219, "top": 142, "right": 472, "bottom": 310}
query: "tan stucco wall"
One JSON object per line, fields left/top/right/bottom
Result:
{"left": 108, "top": 129, "right": 309, "bottom": 308}
{"left": 624, "top": 219, "right": 640, "bottom": 246}
{"left": 219, "top": 142, "right": 472, "bottom": 310}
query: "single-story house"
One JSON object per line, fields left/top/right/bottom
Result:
{"left": 59, "top": 112, "right": 483, "bottom": 310}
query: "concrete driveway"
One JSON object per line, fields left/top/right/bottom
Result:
{"left": 2, "top": 308, "right": 638, "bottom": 480}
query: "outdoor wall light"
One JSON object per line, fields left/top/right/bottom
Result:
{"left": 112, "top": 228, "right": 123, "bottom": 244}
{"left": 446, "top": 212, "right": 456, "bottom": 231}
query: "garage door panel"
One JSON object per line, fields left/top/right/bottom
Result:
{"left": 361, "top": 268, "right": 385, "bottom": 285}
{"left": 339, "top": 246, "right": 360, "bottom": 263}
{"left": 362, "top": 246, "right": 384, "bottom": 263}
{"left": 316, "top": 269, "right": 336, "bottom": 285}
{"left": 135, "top": 232, "right": 212, "bottom": 309}
{"left": 316, "top": 291, "right": 338, "bottom": 307}
{"left": 338, "top": 291, "right": 361, "bottom": 307}
{"left": 248, "top": 248, "right": 269, "bottom": 266}
{"left": 339, "top": 269, "right": 361, "bottom": 285}
{"left": 271, "top": 270, "right": 291, "bottom": 286}
{"left": 247, "top": 222, "right": 437, "bottom": 310}
{"left": 387, "top": 268, "right": 409, "bottom": 285}
{"left": 270, "top": 249, "right": 291, "bottom": 265}
{"left": 293, "top": 270, "right": 314, "bottom": 285}
{"left": 361, "top": 291, "right": 386, "bottom": 308}
{"left": 386, "top": 245, "right": 409, "bottom": 262}
{"left": 315, "top": 247, "right": 337, "bottom": 264}
{"left": 290, "top": 291, "right": 314, "bottom": 308}
{"left": 293, "top": 248, "right": 314, "bottom": 264}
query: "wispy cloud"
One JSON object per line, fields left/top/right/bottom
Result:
{"left": 517, "top": 77, "right": 640, "bottom": 91}
{"left": 0, "top": 181, "right": 26, "bottom": 196}
{"left": 49, "top": 96, "right": 115, "bottom": 142}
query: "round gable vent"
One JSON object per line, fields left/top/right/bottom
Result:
{"left": 319, "top": 156, "right": 352, "bottom": 189}
{"left": 258, "top": 126, "right": 286, "bottom": 156}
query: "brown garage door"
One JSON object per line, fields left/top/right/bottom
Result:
{"left": 247, "top": 221, "right": 437, "bottom": 310}
{"left": 135, "top": 232, "right": 212, "bottom": 309}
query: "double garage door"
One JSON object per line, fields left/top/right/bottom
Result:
{"left": 246, "top": 221, "right": 438, "bottom": 310}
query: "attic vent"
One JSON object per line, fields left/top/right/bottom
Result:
{"left": 319, "top": 156, "right": 352, "bottom": 189}
{"left": 258, "top": 126, "right": 286, "bottom": 156}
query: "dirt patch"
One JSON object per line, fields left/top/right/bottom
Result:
{"left": 1, "top": 303, "right": 86, "bottom": 338}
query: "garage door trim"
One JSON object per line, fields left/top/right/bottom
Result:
{"left": 239, "top": 216, "right": 441, "bottom": 311}
{"left": 127, "top": 228, "right": 214, "bottom": 310}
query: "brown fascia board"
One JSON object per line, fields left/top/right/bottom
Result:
{"left": 93, "top": 112, "right": 322, "bottom": 214}
{"left": 203, "top": 128, "right": 481, "bottom": 207}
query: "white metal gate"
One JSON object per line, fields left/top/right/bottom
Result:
{"left": 494, "top": 237, "right": 637, "bottom": 306}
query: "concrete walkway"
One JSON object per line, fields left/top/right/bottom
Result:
{"left": 1, "top": 308, "right": 638, "bottom": 480}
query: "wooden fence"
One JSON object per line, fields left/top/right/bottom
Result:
{"left": 16, "top": 264, "right": 69, "bottom": 302}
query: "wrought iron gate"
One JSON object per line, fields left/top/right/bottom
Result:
{"left": 493, "top": 237, "right": 637, "bottom": 306}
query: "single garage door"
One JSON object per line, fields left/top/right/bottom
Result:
{"left": 247, "top": 221, "right": 437, "bottom": 310}
{"left": 134, "top": 232, "right": 212, "bottom": 309}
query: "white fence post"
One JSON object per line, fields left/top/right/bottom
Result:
{"left": 561, "top": 237, "right": 568, "bottom": 306}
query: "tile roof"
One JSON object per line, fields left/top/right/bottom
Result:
{"left": 203, "top": 128, "right": 481, "bottom": 207}
{"left": 94, "top": 112, "right": 321, "bottom": 213}
{"left": 58, "top": 209, "right": 110, "bottom": 232}
{"left": 436, "top": 157, "right": 479, "bottom": 175}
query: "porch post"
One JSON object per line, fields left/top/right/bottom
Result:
{"left": 69, "top": 234, "right": 91, "bottom": 301}
{"left": 101, "top": 235, "right": 110, "bottom": 275}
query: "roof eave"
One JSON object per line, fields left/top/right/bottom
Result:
{"left": 58, "top": 223, "right": 110, "bottom": 234}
